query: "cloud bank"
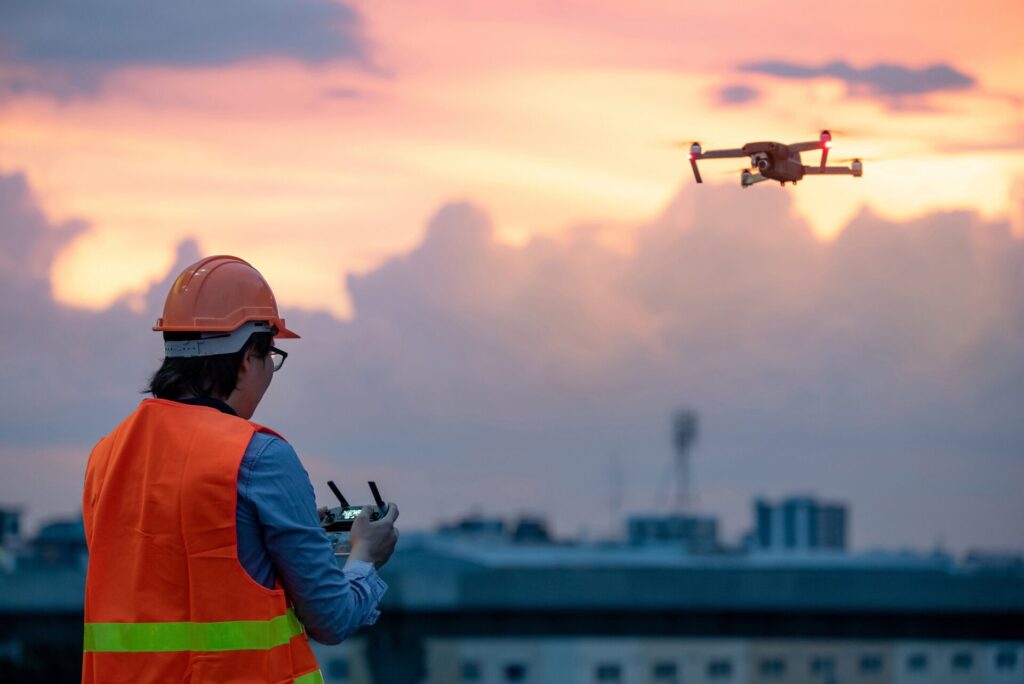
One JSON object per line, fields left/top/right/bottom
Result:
{"left": 0, "top": 0, "right": 367, "bottom": 96}
{"left": 1, "top": 171, "right": 1022, "bottom": 551}
{"left": 715, "top": 85, "right": 761, "bottom": 106}
{"left": 739, "top": 60, "right": 975, "bottom": 106}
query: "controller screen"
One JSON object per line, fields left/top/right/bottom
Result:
{"left": 341, "top": 508, "right": 363, "bottom": 520}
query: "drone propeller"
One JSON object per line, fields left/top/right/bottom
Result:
{"left": 813, "top": 126, "right": 866, "bottom": 138}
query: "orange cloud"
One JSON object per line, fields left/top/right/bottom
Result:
{"left": 1, "top": 0, "right": 1022, "bottom": 315}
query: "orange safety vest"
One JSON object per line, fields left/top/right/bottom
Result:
{"left": 82, "top": 398, "right": 323, "bottom": 683}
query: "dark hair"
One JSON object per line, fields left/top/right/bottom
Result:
{"left": 146, "top": 332, "right": 273, "bottom": 400}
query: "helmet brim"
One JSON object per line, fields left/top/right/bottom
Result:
{"left": 275, "top": 324, "right": 300, "bottom": 339}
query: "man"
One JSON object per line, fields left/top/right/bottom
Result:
{"left": 82, "top": 255, "right": 398, "bottom": 683}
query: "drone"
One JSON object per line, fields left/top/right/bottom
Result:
{"left": 687, "top": 130, "right": 863, "bottom": 188}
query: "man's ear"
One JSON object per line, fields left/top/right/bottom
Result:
{"left": 237, "top": 348, "right": 254, "bottom": 381}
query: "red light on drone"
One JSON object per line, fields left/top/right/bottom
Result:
{"left": 824, "top": 140, "right": 833, "bottom": 149}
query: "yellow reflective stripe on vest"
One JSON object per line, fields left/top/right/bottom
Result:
{"left": 295, "top": 670, "right": 325, "bottom": 684}
{"left": 84, "top": 609, "right": 303, "bottom": 653}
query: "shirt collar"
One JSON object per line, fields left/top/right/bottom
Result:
{"left": 174, "top": 396, "right": 238, "bottom": 416}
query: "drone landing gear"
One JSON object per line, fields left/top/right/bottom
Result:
{"left": 741, "top": 171, "right": 769, "bottom": 188}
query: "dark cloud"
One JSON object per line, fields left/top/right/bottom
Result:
{"left": 739, "top": 60, "right": 974, "bottom": 104}
{"left": 2, "top": 171, "right": 1022, "bottom": 551}
{"left": 0, "top": 178, "right": 213, "bottom": 453}
{"left": 716, "top": 84, "right": 760, "bottom": 106}
{"left": 0, "top": 173, "right": 88, "bottom": 283}
{"left": 0, "top": 0, "right": 367, "bottom": 96}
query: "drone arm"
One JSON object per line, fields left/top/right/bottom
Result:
{"left": 789, "top": 141, "right": 822, "bottom": 153}
{"left": 697, "top": 148, "right": 747, "bottom": 159}
{"left": 802, "top": 165, "right": 860, "bottom": 176}
{"left": 789, "top": 141, "right": 831, "bottom": 168}
{"left": 687, "top": 146, "right": 748, "bottom": 185}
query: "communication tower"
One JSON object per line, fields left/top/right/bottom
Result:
{"left": 672, "top": 410, "right": 699, "bottom": 512}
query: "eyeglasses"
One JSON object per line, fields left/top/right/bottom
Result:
{"left": 269, "top": 346, "right": 288, "bottom": 372}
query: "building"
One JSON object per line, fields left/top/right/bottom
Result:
{"left": 753, "top": 496, "right": 847, "bottom": 553}
{"left": 306, "top": 534, "right": 1024, "bottom": 683}
{"left": 627, "top": 514, "right": 720, "bottom": 554}
{"left": 0, "top": 507, "right": 22, "bottom": 572}
{"left": 439, "top": 515, "right": 553, "bottom": 545}
{"left": 0, "top": 507, "right": 20, "bottom": 546}
{"left": 3, "top": 513, "right": 1023, "bottom": 683}
{"left": 30, "top": 517, "right": 88, "bottom": 569}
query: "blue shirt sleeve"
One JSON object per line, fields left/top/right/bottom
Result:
{"left": 236, "top": 432, "right": 388, "bottom": 644}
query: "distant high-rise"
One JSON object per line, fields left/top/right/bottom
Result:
{"left": 0, "top": 507, "right": 22, "bottom": 571}
{"left": 0, "top": 508, "right": 19, "bottom": 546}
{"left": 753, "top": 496, "right": 847, "bottom": 552}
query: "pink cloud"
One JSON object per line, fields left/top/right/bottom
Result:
{"left": 2, "top": 170, "right": 1022, "bottom": 552}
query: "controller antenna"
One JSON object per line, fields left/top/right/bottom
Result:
{"left": 328, "top": 480, "right": 350, "bottom": 508}
{"left": 368, "top": 481, "right": 385, "bottom": 511}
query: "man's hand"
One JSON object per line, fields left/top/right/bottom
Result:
{"left": 348, "top": 503, "right": 399, "bottom": 569}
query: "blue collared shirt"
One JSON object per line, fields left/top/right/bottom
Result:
{"left": 236, "top": 431, "right": 388, "bottom": 644}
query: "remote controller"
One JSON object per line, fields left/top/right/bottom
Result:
{"left": 319, "top": 481, "right": 389, "bottom": 555}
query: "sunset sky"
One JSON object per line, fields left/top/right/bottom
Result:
{"left": 2, "top": 1, "right": 1023, "bottom": 552}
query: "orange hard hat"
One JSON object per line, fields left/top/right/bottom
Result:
{"left": 154, "top": 255, "right": 299, "bottom": 339}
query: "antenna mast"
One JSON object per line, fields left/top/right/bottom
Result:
{"left": 672, "top": 410, "right": 699, "bottom": 513}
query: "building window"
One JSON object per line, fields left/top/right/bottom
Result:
{"left": 859, "top": 655, "right": 883, "bottom": 675}
{"left": 759, "top": 658, "right": 786, "bottom": 678}
{"left": 906, "top": 653, "right": 928, "bottom": 672}
{"left": 327, "top": 658, "right": 349, "bottom": 681}
{"left": 952, "top": 652, "right": 973, "bottom": 672}
{"left": 652, "top": 662, "right": 678, "bottom": 682}
{"left": 996, "top": 650, "right": 1018, "bottom": 671}
{"left": 462, "top": 661, "right": 482, "bottom": 682}
{"left": 810, "top": 657, "right": 835, "bottom": 677}
{"left": 505, "top": 663, "right": 528, "bottom": 682}
{"left": 708, "top": 659, "right": 733, "bottom": 679}
{"left": 594, "top": 663, "right": 621, "bottom": 682}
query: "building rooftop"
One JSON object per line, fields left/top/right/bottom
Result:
{"left": 374, "top": 533, "right": 1024, "bottom": 614}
